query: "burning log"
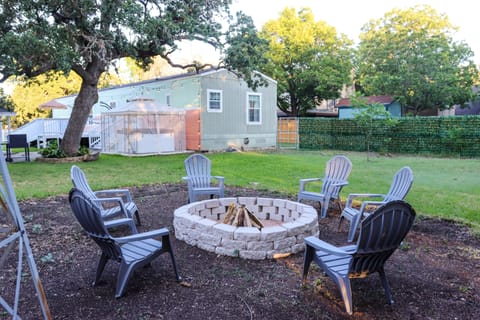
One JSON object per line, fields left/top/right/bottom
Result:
{"left": 223, "top": 203, "right": 264, "bottom": 230}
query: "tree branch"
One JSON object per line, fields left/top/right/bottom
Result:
{"left": 71, "top": 64, "right": 94, "bottom": 84}
{"left": 160, "top": 53, "right": 216, "bottom": 72}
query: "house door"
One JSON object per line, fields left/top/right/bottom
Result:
{"left": 186, "top": 109, "right": 201, "bottom": 151}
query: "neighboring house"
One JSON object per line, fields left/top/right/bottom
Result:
{"left": 52, "top": 68, "right": 278, "bottom": 153}
{"left": 455, "top": 100, "right": 480, "bottom": 115}
{"left": 455, "top": 85, "right": 480, "bottom": 115}
{"left": 336, "top": 95, "right": 402, "bottom": 119}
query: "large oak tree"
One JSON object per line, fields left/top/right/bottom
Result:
{"left": 356, "top": 5, "right": 478, "bottom": 116}
{"left": 0, "top": 0, "right": 266, "bottom": 155}
{"left": 259, "top": 7, "right": 353, "bottom": 116}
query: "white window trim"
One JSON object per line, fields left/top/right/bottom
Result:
{"left": 207, "top": 89, "right": 223, "bottom": 112}
{"left": 246, "top": 92, "right": 262, "bottom": 125}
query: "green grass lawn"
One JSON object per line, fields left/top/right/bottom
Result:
{"left": 5, "top": 149, "right": 480, "bottom": 231}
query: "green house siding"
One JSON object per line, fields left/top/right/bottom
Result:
{"left": 338, "top": 101, "right": 402, "bottom": 119}
{"left": 199, "top": 70, "right": 277, "bottom": 150}
{"left": 53, "top": 69, "right": 277, "bottom": 152}
{"left": 55, "top": 75, "right": 203, "bottom": 116}
{"left": 386, "top": 102, "right": 402, "bottom": 117}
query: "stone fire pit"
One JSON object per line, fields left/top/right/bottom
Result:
{"left": 173, "top": 197, "right": 319, "bottom": 260}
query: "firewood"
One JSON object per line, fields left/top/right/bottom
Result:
{"left": 223, "top": 203, "right": 236, "bottom": 224}
{"left": 243, "top": 207, "right": 252, "bottom": 227}
{"left": 223, "top": 203, "right": 264, "bottom": 229}
{"left": 232, "top": 207, "right": 240, "bottom": 226}
{"left": 237, "top": 206, "right": 245, "bottom": 226}
{"left": 246, "top": 207, "right": 264, "bottom": 230}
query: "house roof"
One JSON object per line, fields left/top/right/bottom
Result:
{"left": 93, "top": 68, "right": 277, "bottom": 95}
{"left": 337, "top": 95, "right": 394, "bottom": 107}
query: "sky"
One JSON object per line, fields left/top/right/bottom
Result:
{"left": 230, "top": 0, "right": 480, "bottom": 65}
{"left": 2, "top": 1, "right": 478, "bottom": 95}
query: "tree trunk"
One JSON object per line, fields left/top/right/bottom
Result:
{"left": 60, "top": 78, "right": 99, "bottom": 156}
{"left": 290, "top": 94, "right": 299, "bottom": 117}
{"left": 61, "top": 57, "right": 104, "bottom": 156}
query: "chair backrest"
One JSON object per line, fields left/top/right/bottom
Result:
{"left": 184, "top": 154, "right": 212, "bottom": 188}
{"left": 321, "top": 155, "right": 353, "bottom": 198}
{"left": 69, "top": 188, "right": 122, "bottom": 261}
{"left": 384, "top": 166, "right": 414, "bottom": 202}
{"left": 351, "top": 200, "right": 416, "bottom": 277}
{"left": 8, "top": 134, "right": 28, "bottom": 147}
{"left": 71, "top": 165, "right": 96, "bottom": 199}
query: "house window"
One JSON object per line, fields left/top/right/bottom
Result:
{"left": 207, "top": 89, "right": 222, "bottom": 112}
{"left": 247, "top": 93, "right": 261, "bottom": 124}
{"left": 166, "top": 94, "right": 171, "bottom": 106}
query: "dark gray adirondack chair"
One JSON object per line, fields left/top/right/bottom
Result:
{"left": 302, "top": 200, "right": 416, "bottom": 315}
{"left": 339, "top": 166, "right": 413, "bottom": 242}
{"left": 71, "top": 165, "right": 141, "bottom": 230}
{"left": 69, "top": 188, "right": 182, "bottom": 298}
{"left": 297, "top": 155, "right": 352, "bottom": 218}
{"left": 183, "top": 153, "right": 224, "bottom": 203}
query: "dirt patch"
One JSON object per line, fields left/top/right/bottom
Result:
{"left": 2, "top": 183, "right": 479, "bottom": 319}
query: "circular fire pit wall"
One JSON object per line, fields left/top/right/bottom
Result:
{"left": 174, "top": 197, "right": 319, "bottom": 260}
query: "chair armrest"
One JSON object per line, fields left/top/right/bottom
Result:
{"left": 299, "top": 178, "right": 322, "bottom": 191}
{"left": 359, "top": 200, "right": 388, "bottom": 215}
{"left": 115, "top": 228, "right": 170, "bottom": 243}
{"left": 212, "top": 176, "right": 224, "bottom": 187}
{"left": 339, "top": 245, "right": 358, "bottom": 253}
{"left": 331, "top": 180, "right": 348, "bottom": 187}
{"left": 182, "top": 176, "right": 194, "bottom": 189}
{"left": 304, "top": 236, "right": 353, "bottom": 256}
{"left": 325, "top": 180, "right": 349, "bottom": 195}
{"left": 91, "top": 197, "right": 128, "bottom": 215}
{"left": 104, "top": 218, "right": 136, "bottom": 229}
{"left": 345, "top": 193, "right": 385, "bottom": 207}
{"left": 94, "top": 189, "right": 133, "bottom": 202}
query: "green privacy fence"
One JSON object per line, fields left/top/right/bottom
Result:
{"left": 298, "top": 116, "right": 480, "bottom": 157}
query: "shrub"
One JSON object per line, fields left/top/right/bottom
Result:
{"left": 39, "top": 140, "right": 90, "bottom": 158}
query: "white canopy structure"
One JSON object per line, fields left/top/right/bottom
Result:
{"left": 101, "top": 97, "right": 186, "bottom": 155}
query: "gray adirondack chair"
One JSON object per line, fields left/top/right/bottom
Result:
{"left": 302, "top": 200, "right": 416, "bottom": 315}
{"left": 71, "top": 165, "right": 141, "bottom": 230}
{"left": 297, "top": 155, "right": 352, "bottom": 218}
{"left": 183, "top": 154, "right": 224, "bottom": 203}
{"left": 68, "top": 188, "right": 182, "bottom": 298}
{"left": 339, "top": 166, "right": 413, "bottom": 242}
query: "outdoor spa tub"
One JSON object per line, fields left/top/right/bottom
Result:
{"left": 173, "top": 197, "right": 319, "bottom": 260}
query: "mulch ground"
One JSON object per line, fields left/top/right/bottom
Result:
{"left": 1, "top": 183, "right": 479, "bottom": 319}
